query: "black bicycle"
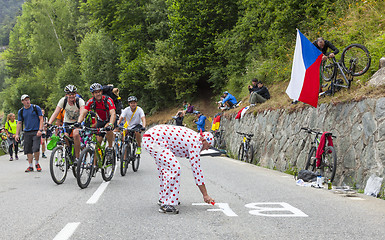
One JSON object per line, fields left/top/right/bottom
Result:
{"left": 113, "top": 130, "right": 123, "bottom": 162}
{"left": 320, "top": 43, "right": 371, "bottom": 96}
{"left": 120, "top": 126, "right": 143, "bottom": 176}
{"left": 236, "top": 132, "right": 254, "bottom": 163}
{"left": 48, "top": 126, "right": 77, "bottom": 184}
{"left": 301, "top": 127, "right": 337, "bottom": 182}
{"left": 212, "top": 129, "right": 226, "bottom": 149}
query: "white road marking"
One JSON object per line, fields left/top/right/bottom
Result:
{"left": 87, "top": 181, "right": 110, "bottom": 204}
{"left": 245, "top": 202, "right": 308, "bottom": 217}
{"left": 192, "top": 203, "right": 238, "bottom": 217}
{"left": 53, "top": 222, "right": 80, "bottom": 240}
{"left": 349, "top": 197, "right": 365, "bottom": 200}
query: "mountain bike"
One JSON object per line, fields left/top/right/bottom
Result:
{"left": 76, "top": 127, "right": 116, "bottom": 189}
{"left": 320, "top": 43, "right": 371, "bottom": 96}
{"left": 0, "top": 132, "right": 9, "bottom": 153}
{"left": 212, "top": 129, "right": 226, "bottom": 149}
{"left": 18, "top": 131, "right": 24, "bottom": 152}
{"left": 236, "top": 132, "right": 254, "bottom": 163}
{"left": 301, "top": 127, "right": 337, "bottom": 182}
{"left": 120, "top": 126, "right": 142, "bottom": 176}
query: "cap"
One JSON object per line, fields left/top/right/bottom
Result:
{"left": 21, "top": 94, "right": 29, "bottom": 101}
{"left": 201, "top": 132, "right": 214, "bottom": 146}
{"left": 223, "top": 91, "right": 229, "bottom": 94}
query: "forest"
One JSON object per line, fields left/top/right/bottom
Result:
{"left": 0, "top": 0, "right": 384, "bottom": 117}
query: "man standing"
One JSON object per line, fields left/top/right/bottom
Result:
{"left": 48, "top": 85, "right": 85, "bottom": 162}
{"left": 142, "top": 125, "right": 215, "bottom": 214}
{"left": 117, "top": 96, "right": 146, "bottom": 155}
{"left": 248, "top": 79, "right": 270, "bottom": 106}
{"left": 15, "top": 95, "right": 44, "bottom": 172}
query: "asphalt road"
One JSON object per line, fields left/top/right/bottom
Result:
{"left": 1, "top": 150, "right": 385, "bottom": 240}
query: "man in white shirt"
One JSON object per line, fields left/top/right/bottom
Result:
{"left": 118, "top": 96, "right": 146, "bottom": 154}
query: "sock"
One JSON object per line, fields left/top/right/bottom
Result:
{"left": 29, "top": 163, "right": 33, "bottom": 167}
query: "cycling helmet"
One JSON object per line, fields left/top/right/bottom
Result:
{"left": 89, "top": 83, "right": 102, "bottom": 93}
{"left": 64, "top": 84, "right": 77, "bottom": 93}
{"left": 127, "top": 96, "right": 137, "bottom": 102}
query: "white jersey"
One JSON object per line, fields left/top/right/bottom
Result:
{"left": 57, "top": 97, "right": 85, "bottom": 123}
{"left": 121, "top": 106, "right": 145, "bottom": 129}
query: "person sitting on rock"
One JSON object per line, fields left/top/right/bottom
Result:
{"left": 248, "top": 79, "right": 270, "bottom": 106}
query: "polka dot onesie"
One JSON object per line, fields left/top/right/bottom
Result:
{"left": 142, "top": 125, "right": 205, "bottom": 206}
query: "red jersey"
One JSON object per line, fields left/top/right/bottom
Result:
{"left": 84, "top": 96, "right": 116, "bottom": 121}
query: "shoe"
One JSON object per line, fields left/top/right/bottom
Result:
{"left": 25, "top": 167, "right": 34, "bottom": 172}
{"left": 9, "top": 156, "right": 13, "bottom": 161}
{"left": 136, "top": 147, "right": 141, "bottom": 155}
{"left": 159, "top": 205, "right": 179, "bottom": 214}
{"left": 36, "top": 164, "right": 42, "bottom": 172}
{"left": 15, "top": 156, "right": 18, "bottom": 160}
{"left": 42, "top": 153, "right": 47, "bottom": 158}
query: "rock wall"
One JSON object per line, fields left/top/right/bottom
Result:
{"left": 220, "top": 97, "right": 385, "bottom": 188}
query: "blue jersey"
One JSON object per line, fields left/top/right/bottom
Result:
{"left": 18, "top": 105, "right": 42, "bottom": 131}
{"left": 195, "top": 115, "right": 206, "bottom": 132}
{"left": 222, "top": 93, "right": 237, "bottom": 105}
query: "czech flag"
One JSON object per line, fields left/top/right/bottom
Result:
{"left": 286, "top": 29, "right": 323, "bottom": 108}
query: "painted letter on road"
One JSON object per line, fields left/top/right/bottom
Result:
{"left": 245, "top": 202, "right": 308, "bottom": 217}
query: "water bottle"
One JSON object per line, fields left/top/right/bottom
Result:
{"left": 316, "top": 172, "right": 322, "bottom": 187}
{"left": 327, "top": 179, "right": 332, "bottom": 190}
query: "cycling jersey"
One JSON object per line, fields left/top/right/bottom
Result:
{"left": 84, "top": 96, "right": 116, "bottom": 121}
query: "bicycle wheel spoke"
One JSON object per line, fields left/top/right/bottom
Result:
{"left": 342, "top": 44, "right": 371, "bottom": 76}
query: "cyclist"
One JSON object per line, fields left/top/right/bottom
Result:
{"left": 142, "top": 125, "right": 215, "bottom": 214}
{"left": 76, "top": 83, "right": 116, "bottom": 166}
{"left": 313, "top": 37, "right": 339, "bottom": 61}
{"left": 47, "top": 85, "right": 85, "bottom": 163}
{"left": 117, "top": 96, "right": 146, "bottom": 154}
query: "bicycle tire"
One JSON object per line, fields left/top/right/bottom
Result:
{"left": 219, "top": 138, "right": 226, "bottom": 149}
{"left": 101, "top": 149, "right": 116, "bottom": 181}
{"left": 237, "top": 144, "right": 244, "bottom": 161}
{"left": 305, "top": 147, "right": 316, "bottom": 172}
{"left": 77, "top": 147, "right": 94, "bottom": 189}
{"left": 132, "top": 143, "right": 140, "bottom": 172}
{"left": 1, "top": 140, "right": 8, "bottom": 153}
{"left": 18, "top": 133, "right": 24, "bottom": 152}
{"left": 246, "top": 144, "right": 254, "bottom": 163}
{"left": 341, "top": 43, "right": 371, "bottom": 76}
{"left": 49, "top": 146, "right": 68, "bottom": 184}
{"left": 320, "top": 58, "right": 336, "bottom": 81}
{"left": 320, "top": 146, "right": 337, "bottom": 182}
{"left": 120, "top": 144, "right": 130, "bottom": 176}
{"left": 114, "top": 139, "right": 122, "bottom": 161}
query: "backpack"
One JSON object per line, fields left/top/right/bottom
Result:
{"left": 60, "top": 96, "right": 80, "bottom": 114}
{"left": 297, "top": 169, "right": 317, "bottom": 182}
{"left": 90, "top": 95, "right": 112, "bottom": 113}
{"left": 102, "top": 85, "right": 123, "bottom": 115}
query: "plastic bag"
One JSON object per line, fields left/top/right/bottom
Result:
{"left": 47, "top": 135, "right": 60, "bottom": 150}
{"left": 364, "top": 174, "right": 383, "bottom": 197}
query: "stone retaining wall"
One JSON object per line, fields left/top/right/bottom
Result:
{"left": 220, "top": 97, "right": 385, "bottom": 188}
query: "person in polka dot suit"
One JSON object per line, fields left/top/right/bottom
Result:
{"left": 143, "top": 124, "right": 215, "bottom": 214}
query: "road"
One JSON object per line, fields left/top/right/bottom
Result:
{"left": 1, "top": 150, "right": 385, "bottom": 240}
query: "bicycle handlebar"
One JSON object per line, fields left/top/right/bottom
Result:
{"left": 300, "top": 127, "right": 337, "bottom": 138}
{"left": 236, "top": 132, "right": 254, "bottom": 137}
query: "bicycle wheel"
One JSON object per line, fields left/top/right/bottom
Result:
{"left": 49, "top": 146, "right": 68, "bottom": 184}
{"left": 120, "top": 144, "right": 130, "bottom": 176}
{"left": 245, "top": 144, "right": 254, "bottom": 163}
{"left": 320, "top": 58, "right": 336, "bottom": 81}
{"left": 305, "top": 147, "right": 316, "bottom": 172}
{"left": 18, "top": 132, "right": 24, "bottom": 152}
{"left": 77, "top": 147, "right": 94, "bottom": 189}
{"left": 320, "top": 146, "right": 337, "bottom": 182}
{"left": 237, "top": 144, "right": 244, "bottom": 161}
{"left": 132, "top": 143, "right": 140, "bottom": 172}
{"left": 114, "top": 139, "right": 122, "bottom": 161}
{"left": 101, "top": 149, "right": 116, "bottom": 181}
{"left": 341, "top": 43, "right": 371, "bottom": 76}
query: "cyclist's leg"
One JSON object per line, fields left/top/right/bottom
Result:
{"left": 73, "top": 128, "right": 81, "bottom": 159}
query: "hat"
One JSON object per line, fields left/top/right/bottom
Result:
{"left": 223, "top": 91, "right": 229, "bottom": 94}
{"left": 194, "top": 110, "right": 200, "bottom": 115}
{"left": 21, "top": 94, "right": 29, "bottom": 101}
{"left": 201, "top": 132, "right": 214, "bottom": 146}
{"left": 252, "top": 78, "right": 258, "bottom": 82}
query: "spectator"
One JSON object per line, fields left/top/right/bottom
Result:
{"left": 194, "top": 111, "right": 206, "bottom": 132}
{"left": 221, "top": 91, "right": 237, "bottom": 110}
{"left": 183, "top": 102, "right": 194, "bottom": 115}
{"left": 248, "top": 79, "right": 270, "bottom": 106}
{"left": 4, "top": 113, "right": 18, "bottom": 161}
{"left": 15, "top": 94, "right": 44, "bottom": 172}
{"left": 174, "top": 111, "right": 184, "bottom": 126}
{"left": 313, "top": 37, "right": 339, "bottom": 61}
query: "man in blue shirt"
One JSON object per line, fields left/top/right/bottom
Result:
{"left": 15, "top": 94, "right": 44, "bottom": 173}
{"left": 194, "top": 111, "right": 206, "bottom": 132}
{"left": 221, "top": 91, "right": 237, "bottom": 110}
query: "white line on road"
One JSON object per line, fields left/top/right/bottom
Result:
{"left": 87, "top": 181, "right": 110, "bottom": 204}
{"left": 53, "top": 222, "right": 80, "bottom": 240}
